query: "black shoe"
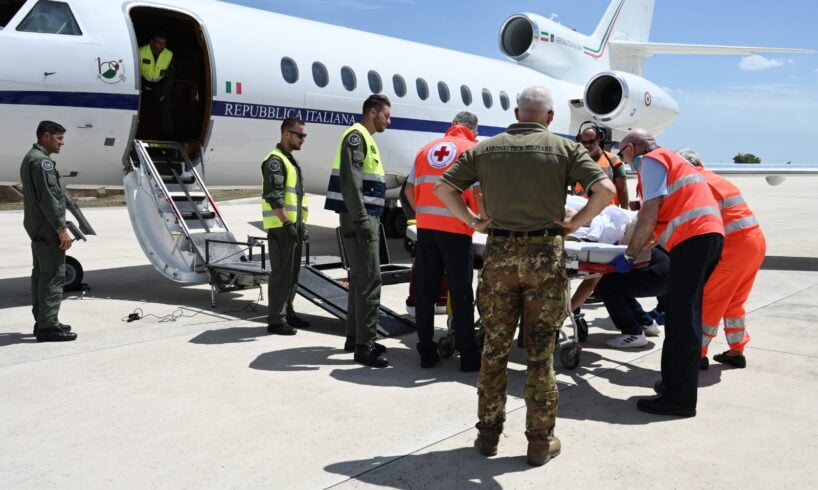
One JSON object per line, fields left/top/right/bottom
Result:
{"left": 636, "top": 396, "right": 696, "bottom": 417}
{"left": 459, "top": 351, "right": 481, "bottom": 372}
{"left": 36, "top": 327, "right": 77, "bottom": 342}
{"left": 286, "top": 315, "right": 310, "bottom": 329}
{"left": 345, "top": 336, "right": 386, "bottom": 353}
{"left": 33, "top": 322, "right": 71, "bottom": 335}
{"left": 416, "top": 342, "right": 440, "bottom": 368}
{"left": 714, "top": 351, "right": 747, "bottom": 368}
{"left": 700, "top": 356, "right": 709, "bottom": 370}
{"left": 354, "top": 344, "right": 389, "bottom": 368}
{"left": 267, "top": 323, "right": 297, "bottom": 335}
{"left": 653, "top": 380, "right": 666, "bottom": 395}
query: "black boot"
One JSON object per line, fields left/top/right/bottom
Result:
{"left": 36, "top": 326, "right": 77, "bottom": 342}
{"left": 354, "top": 344, "right": 389, "bottom": 368}
{"left": 459, "top": 350, "right": 481, "bottom": 372}
{"left": 416, "top": 342, "right": 440, "bottom": 368}
{"left": 345, "top": 336, "right": 386, "bottom": 353}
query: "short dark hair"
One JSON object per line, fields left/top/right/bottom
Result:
{"left": 150, "top": 32, "right": 168, "bottom": 40}
{"left": 362, "top": 94, "right": 391, "bottom": 115}
{"left": 36, "top": 121, "right": 65, "bottom": 138}
{"left": 281, "top": 117, "right": 304, "bottom": 133}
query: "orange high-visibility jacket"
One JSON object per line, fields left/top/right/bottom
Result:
{"left": 697, "top": 167, "right": 760, "bottom": 239}
{"left": 574, "top": 150, "right": 621, "bottom": 206}
{"left": 638, "top": 148, "right": 724, "bottom": 250}
{"left": 413, "top": 125, "right": 477, "bottom": 236}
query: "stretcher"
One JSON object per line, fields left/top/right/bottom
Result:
{"left": 405, "top": 225, "right": 650, "bottom": 368}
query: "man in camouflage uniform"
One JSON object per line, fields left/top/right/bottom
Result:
{"left": 21, "top": 121, "right": 77, "bottom": 342}
{"left": 435, "top": 86, "right": 615, "bottom": 465}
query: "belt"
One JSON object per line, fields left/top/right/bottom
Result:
{"left": 488, "top": 228, "right": 563, "bottom": 238}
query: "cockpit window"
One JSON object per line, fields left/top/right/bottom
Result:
{"left": 16, "top": 1, "right": 82, "bottom": 35}
{"left": 0, "top": 0, "right": 27, "bottom": 29}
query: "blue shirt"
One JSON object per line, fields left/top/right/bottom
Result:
{"left": 639, "top": 157, "right": 668, "bottom": 202}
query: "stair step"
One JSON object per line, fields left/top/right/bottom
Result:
{"left": 169, "top": 192, "right": 206, "bottom": 201}
{"left": 162, "top": 175, "right": 196, "bottom": 185}
{"left": 181, "top": 210, "right": 216, "bottom": 221}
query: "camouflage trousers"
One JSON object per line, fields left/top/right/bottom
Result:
{"left": 476, "top": 234, "right": 566, "bottom": 441}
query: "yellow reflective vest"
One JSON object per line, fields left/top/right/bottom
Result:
{"left": 324, "top": 123, "right": 386, "bottom": 216}
{"left": 139, "top": 44, "right": 173, "bottom": 82}
{"left": 261, "top": 147, "right": 309, "bottom": 229}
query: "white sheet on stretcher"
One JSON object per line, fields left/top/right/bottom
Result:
{"left": 405, "top": 225, "right": 646, "bottom": 264}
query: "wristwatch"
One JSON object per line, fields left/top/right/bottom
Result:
{"left": 469, "top": 217, "right": 479, "bottom": 228}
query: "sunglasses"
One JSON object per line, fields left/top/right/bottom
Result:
{"left": 288, "top": 130, "right": 307, "bottom": 139}
{"left": 617, "top": 143, "right": 632, "bottom": 160}
{"left": 579, "top": 139, "right": 597, "bottom": 146}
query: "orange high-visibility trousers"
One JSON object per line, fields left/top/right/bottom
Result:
{"left": 701, "top": 228, "right": 766, "bottom": 356}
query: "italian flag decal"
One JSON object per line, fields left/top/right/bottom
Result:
{"left": 225, "top": 81, "right": 242, "bottom": 95}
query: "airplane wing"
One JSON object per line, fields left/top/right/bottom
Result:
{"left": 609, "top": 41, "right": 815, "bottom": 57}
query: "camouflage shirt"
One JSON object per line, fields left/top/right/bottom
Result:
{"left": 442, "top": 123, "right": 607, "bottom": 231}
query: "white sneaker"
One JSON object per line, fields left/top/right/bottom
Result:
{"left": 434, "top": 304, "right": 448, "bottom": 315}
{"left": 605, "top": 333, "right": 648, "bottom": 348}
{"left": 643, "top": 320, "right": 661, "bottom": 337}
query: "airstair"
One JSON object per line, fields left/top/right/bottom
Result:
{"left": 123, "top": 140, "right": 258, "bottom": 288}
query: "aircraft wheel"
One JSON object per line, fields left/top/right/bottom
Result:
{"left": 63, "top": 256, "right": 84, "bottom": 292}
{"left": 384, "top": 207, "right": 407, "bottom": 238}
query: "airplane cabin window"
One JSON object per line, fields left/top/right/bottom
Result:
{"left": 437, "top": 82, "right": 450, "bottom": 103}
{"left": 482, "top": 89, "right": 493, "bottom": 109}
{"left": 312, "top": 62, "right": 329, "bottom": 88}
{"left": 16, "top": 1, "right": 82, "bottom": 35}
{"left": 281, "top": 57, "right": 298, "bottom": 84}
{"left": 392, "top": 75, "right": 406, "bottom": 97}
{"left": 460, "top": 85, "right": 472, "bottom": 106}
{"left": 416, "top": 78, "right": 429, "bottom": 100}
{"left": 499, "top": 91, "right": 510, "bottom": 111}
{"left": 368, "top": 70, "right": 382, "bottom": 94}
{"left": 341, "top": 66, "right": 356, "bottom": 91}
{"left": 0, "top": 0, "right": 27, "bottom": 29}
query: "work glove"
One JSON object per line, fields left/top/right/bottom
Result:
{"left": 284, "top": 221, "right": 298, "bottom": 241}
{"left": 609, "top": 254, "right": 633, "bottom": 273}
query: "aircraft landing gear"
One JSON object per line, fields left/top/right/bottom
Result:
{"left": 382, "top": 205, "right": 407, "bottom": 238}
{"left": 64, "top": 255, "right": 85, "bottom": 292}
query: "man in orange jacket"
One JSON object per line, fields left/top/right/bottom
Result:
{"left": 620, "top": 129, "right": 724, "bottom": 417}
{"left": 406, "top": 111, "right": 483, "bottom": 371}
{"left": 677, "top": 149, "right": 766, "bottom": 370}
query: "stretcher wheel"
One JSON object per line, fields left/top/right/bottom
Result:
{"left": 438, "top": 336, "right": 455, "bottom": 359}
{"left": 560, "top": 343, "right": 580, "bottom": 369}
{"left": 576, "top": 314, "right": 589, "bottom": 343}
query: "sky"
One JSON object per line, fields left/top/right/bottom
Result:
{"left": 225, "top": 0, "right": 818, "bottom": 164}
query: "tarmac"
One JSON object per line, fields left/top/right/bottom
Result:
{"left": 1, "top": 175, "right": 817, "bottom": 489}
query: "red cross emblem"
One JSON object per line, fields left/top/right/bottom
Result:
{"left": 427, "top": 142, "right": 457, "bottom": 169}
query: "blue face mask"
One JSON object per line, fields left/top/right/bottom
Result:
{"left": 631, "top": 155, "right": 644, "bottom": 172}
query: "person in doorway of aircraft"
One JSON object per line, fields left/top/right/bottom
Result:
{"left": 407, "top": 111, "right": 483, "bottom": 371}
{"left": 324, "top": 95, "right": 392, "bottom": 368}
{"left": 435, "top": 85, "right": 614, "bottom": 466}
{"left": 21, "top": 121, "right": 77, "bottom": 342}
{"left": 619, "top": 129, "right": 724, "bottom": 418}
{"left": 139, "top": 32, "right": 175, "bottom": 138}
{"left": 261, "top": 117, "right": 310, "bottom": 335}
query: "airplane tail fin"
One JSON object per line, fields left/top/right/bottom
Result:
{"left": 591, "top": 0, "right": 654, "bottom": 44}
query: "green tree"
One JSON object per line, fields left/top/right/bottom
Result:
{"left": 733, "top": 153, "right": 762, "bottom": 164}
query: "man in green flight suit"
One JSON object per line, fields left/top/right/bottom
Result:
{"left": 325, "top": 95, "right": 391, "bottom": 368}
{"left": 21, "top": 121, "right": 77, "bottom": 342}
{"left": 435, "top": 86, "right": 615, "bottom": 466}
{"left": 261, "top": 117, "right": 310, "bottom": 335}
{"left": 139, "top": 32, "right": 175, "bottom": 138}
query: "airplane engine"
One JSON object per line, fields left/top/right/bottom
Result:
{"left": 498, "top": 13, "right": 580, "bottom": 79}
{"left": 583, "top": 71, "right": 679, "bottom": 132}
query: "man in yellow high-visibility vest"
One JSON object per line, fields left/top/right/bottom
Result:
{"left": 139, "top": 33, "right": 175, "bottom": 138}
{"left": 261, "top": 118, "right": 310, "bottom": 335}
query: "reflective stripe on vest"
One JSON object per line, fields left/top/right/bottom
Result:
{"left": 324, "top": 123, "right": 386, "bottom": 216}
{"left": 139, "top": 45, "right": 173, "bottom": 82}
{"left": 698, "top": 168, "right": 760, "bottom": 238}
{"left": 641, "top": 148, "right": 724, "bottom": 250}
{"left": 261, "top": 148, "right": 309, "bottom": 229}
{"left": 413, "top": 125, "right": 478, "bottom": 235}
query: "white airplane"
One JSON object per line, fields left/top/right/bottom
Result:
{"left": 0, "top": 0, "right": 813, "bottom": 286}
